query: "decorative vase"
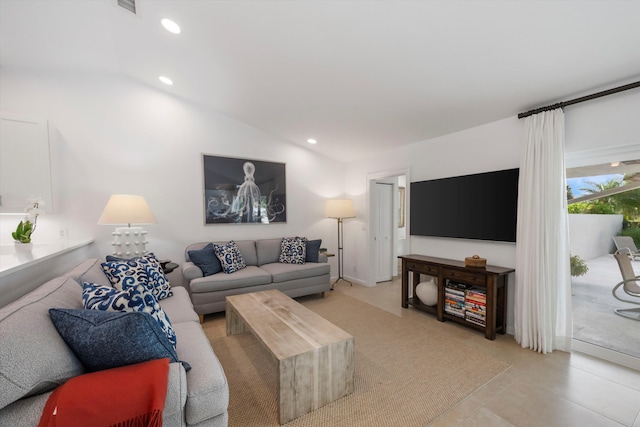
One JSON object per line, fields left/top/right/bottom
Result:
{"left": 14, "top": 242, "right": 33, "bottom": 252}
{"left": 415, "top": 278, "right": 438, "bottom": 306}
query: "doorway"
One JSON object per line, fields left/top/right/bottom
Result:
{"left": 367, "top": 168, "right": 410, "bottom": 286}
{"left": 566, "top": 145, "right": 640, "bottom": 370}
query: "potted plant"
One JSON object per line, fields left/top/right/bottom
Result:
{"left": 570, "top": 254, "right": 589, "bottom": 277}
{"left": 12, "top": 220, "right": 34, "bottom": 243}
{"left": 11, "top": 196, "right": 44, "bottom": 251}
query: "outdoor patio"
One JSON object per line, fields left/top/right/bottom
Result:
{"left": 572, "top": 254, "right": 640, "bottom": 359}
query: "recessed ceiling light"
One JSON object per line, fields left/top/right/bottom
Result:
{"left": 161, "top": 18, "right": 181, "bottom": 34}
{"left": 611, "top": 161, "right": 620, "bottom": 167}
{"left": 307, "top": 138, "right": 317, "bottom": 144}
{"left": 159, "top": 76, "right": 173, "bottom": 85}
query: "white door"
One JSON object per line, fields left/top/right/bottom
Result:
{"left": 376, "top": 183, "right": 394, "bottom": 282}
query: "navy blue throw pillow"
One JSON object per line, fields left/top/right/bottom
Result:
{"left": 49, "top": 308, "right": 190, "bottom": 372}
{"left": 305, "top": 239, "right": 322, "bottom": 263}
{"left": 188, "top": 243, "right": 222, "bottom": 276}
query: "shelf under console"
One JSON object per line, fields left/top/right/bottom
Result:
{"left": 400, "top": 254, "right": 514, "bottom": 340}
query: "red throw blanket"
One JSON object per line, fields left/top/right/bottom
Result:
{"left": 39, "top": 358, "right": 169, "bottom": 427}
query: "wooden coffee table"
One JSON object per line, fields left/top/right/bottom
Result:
{"left": 226, "top": 289, "right": 355, "bottom": 424}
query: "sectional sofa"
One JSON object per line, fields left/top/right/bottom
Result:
{"left": 0, "top": 258, "right": 229, "bottom": 426}
{"left": 182, "top": 238, "right": 331, "bottom": 318}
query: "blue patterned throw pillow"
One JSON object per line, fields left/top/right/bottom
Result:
{"left": 102, "top": 253, "right": 173, "bottom": 300}
{"left": 213, "top": 241, "right": 246, "bottom": 274}
{"left": 82, "top": 282, "right": 177, "bottom": 350}
{"left": 279, "top": 236, "right": 307, "bottom": 264}
{"left": 49, "top": 308, "right": 190, "bottom": 372}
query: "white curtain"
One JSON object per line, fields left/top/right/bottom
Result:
{"left": 514, "top": 109, "right": 572, "bottom": 353}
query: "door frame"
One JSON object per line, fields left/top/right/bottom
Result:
{"left": 566, "top": 143, "right": 640, "bottom": 371}
{"left": 366, "top": 168, "right": 411, "bottom": 286}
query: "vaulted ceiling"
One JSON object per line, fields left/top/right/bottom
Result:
{"left": 1, "top": 0, "right": 639, "bottom": 162}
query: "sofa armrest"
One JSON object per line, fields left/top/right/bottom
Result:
{"left": 318, "top": 253, "right": 328, "bottom": 263}
{"left": 182, "top": 262, "right": 204, "bottom": 281}
{"left": 163, "top": 362, "right": 187, "bottom": 424}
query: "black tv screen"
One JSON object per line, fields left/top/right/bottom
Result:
{"left": 410, "top": 168, "right": 519, "bottom": 243}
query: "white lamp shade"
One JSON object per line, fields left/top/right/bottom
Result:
{"left": 325, "top": 199, "right": 355, "bottom": 219}
{"left": 98, "top": 194, "right": 157, "bottom": 226}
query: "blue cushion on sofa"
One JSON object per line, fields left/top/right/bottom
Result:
{"left": 82, "top": 282, "right": 177, "bottom": 350}
{"left": 188, "top": 243, "right": 222, "bottom": 276}
{"left": 279, "top": 237, "right": 307, "bottom": 264}
{"left": 49, "top": 308, "right": 190, "bottom": 372}
{"left": 102, "top": 253, "right": 173, "bottom": 300}
{"left": 213, "top": 241, "right": 247, "bottom": 274}
{"left": 305, "top": 239, "right": 322, "bottom": 263}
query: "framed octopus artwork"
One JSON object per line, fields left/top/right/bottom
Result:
{"left": 202, "top": 154, "right": 287, "bottom": 224}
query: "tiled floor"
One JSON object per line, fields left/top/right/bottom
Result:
{"left": 572, "top": 254, "right": 640, "bottom": 359}
{"left": 332, "top": 276, "right": 640, "bottom": 426}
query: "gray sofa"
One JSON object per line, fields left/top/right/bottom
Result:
{"left": 0, "top": 258, "right": 229, "bottom": 427}
{"left": 183, "top": 239, "right": 331, "bottom": 317}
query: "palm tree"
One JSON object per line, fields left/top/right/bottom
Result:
{"left": 577, "top": 174, "right": 640, "bottom": 221}
{"left": 616, "top": 173, "right": 640, "bottom": 221}
{"left": 578, "top": 177, "right": 624, "bottom": 212}
{"left": 579, "top": 176, "right": 624, "bottom": 195}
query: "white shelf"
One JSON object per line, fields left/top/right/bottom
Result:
{"left": 0, "top": 239, "right": 94, "bottom": 278}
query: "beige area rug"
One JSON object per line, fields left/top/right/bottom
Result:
{"left": 201, "top": 291, "right": 510, "bottom": 427}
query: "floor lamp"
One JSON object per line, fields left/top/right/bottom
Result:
{"left": 326, "top": 199, "right": 356, "bottom": 288}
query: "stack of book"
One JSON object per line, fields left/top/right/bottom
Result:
{"left": 444, "top": 280, "right": 468, "bottom": 318}
{"left": 465, "top": 287, "right": 487, "bottom": 326}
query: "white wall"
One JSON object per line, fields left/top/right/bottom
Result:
{"left": 345, "top": 116, "right": 522, "bottom": 287}
{"left": 569, "top": 214, "right": 623, "bottom": 260}
{"left": 564, "top": 86, "right": 640, "bottom": 169}
{"left": 0, "top": 67, "right": 346, "bottom": 284}
{"left": 564, "top": 87, "right": 640, "bottom": 154}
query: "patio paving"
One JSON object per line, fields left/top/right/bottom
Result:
{"left": 572, "top": 254, "right": 640, "bottom": 359}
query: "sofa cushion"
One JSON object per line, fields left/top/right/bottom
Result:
{"left": 185, "top": 240, "right": 258, "bottom": 266}
{"left": 231, "top": 240, "right": 258, "bottom": 266}
{"left": 256, "top": 238, "right": 282, "bottom": 266}
{"left": 260, "top": 262, "right": 331, "bottom": 283}
{"left": 49, "top": 308, "right": 188, "bottom": 372}
{"left": 0, "top": 392, "right": 50, "bottom": 425}
{"left": 173, "top": 321, "right": 229, "bottom": 424}
{"left": 305, "top": 239, "right": 322, "bottom": 263}
{"left": 0, "top": 276, "right": 85, "bottom": 410}
{"left": 189, "top": 266, "right": 272, "bottom": 293}
{"left": 279, "top": 236, "right": 307, "bottom": 264}
{"left": 82, "top": 283, "right": 177, "bottom": 350}
{"left": 159, "top": 286, "right": 200, "bottom": 324}
{"left": 101, "top": 253, "right": 173, "bottom": 300}
{"left": 213, "top": 241, "right": 247, "bottom": 274}
{"left": 188, "top": 243, "right": 222, "bottom": 276}
{"left": 66, "top": 258, "right": 110, "bottom": 287}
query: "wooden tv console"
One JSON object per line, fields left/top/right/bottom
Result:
{"left": 400, "top": 254, "right": 514, "bottom": 340}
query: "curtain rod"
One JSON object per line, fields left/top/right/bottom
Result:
{"left": 517, "top": 80, "right": 640, "bottom": 119}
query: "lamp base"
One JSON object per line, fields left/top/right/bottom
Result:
{"left": 331, "top": 277, "right": 353, "bottom": 289}
{"left": 110, "top": 226, "right": 149, "bottom": 258}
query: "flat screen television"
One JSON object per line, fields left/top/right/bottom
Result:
{"left": 410, "top": 168, "right": 519, "bottom": 243}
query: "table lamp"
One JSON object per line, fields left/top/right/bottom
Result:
{"left": 98, "top": 194, "right": 157, "bottom": 258}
